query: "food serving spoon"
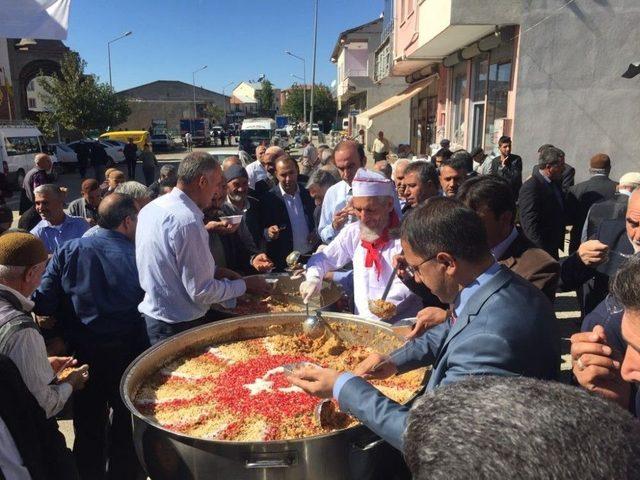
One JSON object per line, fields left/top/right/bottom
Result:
{"left": 303, "top": 309, "right": 324, "bottom": 338}
{"left": 368, "top": 265, "right": 399, "bottom": 320}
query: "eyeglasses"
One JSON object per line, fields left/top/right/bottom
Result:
{"left": 405, "top": 254, "right": 438, "bottom": 278}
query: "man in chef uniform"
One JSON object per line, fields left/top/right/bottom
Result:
{"left": 300, "top": 169, "right": 422, "bottom": 322}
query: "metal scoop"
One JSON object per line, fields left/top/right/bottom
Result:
{"left": 286, "top": 250, "right": 301, "bottom": 268}
{"left": 368, "top": 265, "right": 398, "bottom": 320}
{"left": 314, "top": 399, "right": 349, "bottom": 428}
{"left": 303, "top": 310, "right": 331, "bottom": 339}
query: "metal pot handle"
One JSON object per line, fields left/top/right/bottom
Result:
{"left": 245, "top": 453, "right": 296, "bottom": 469}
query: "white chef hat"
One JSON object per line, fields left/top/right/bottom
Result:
{"left": 352, "top": 168, "right": 394, "bottom": 198}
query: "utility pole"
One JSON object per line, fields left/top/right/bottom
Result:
{"left": 309, "top": 0, "right": 318, "bottom": 139}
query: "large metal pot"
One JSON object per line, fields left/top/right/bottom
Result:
{"left": 121, "top": 313, "right": 422, "bottom": 480}
{"left": 210, "top": 273, "right": 345, "bottom": 317}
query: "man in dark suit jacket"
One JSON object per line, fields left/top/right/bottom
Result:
{"left": 560, "top": 218, "right": 635, "bottom": 316}
{"left": 489, "top": 136, "right": 522, "bottom": 198}
{"left": 459, "top": 175, "right": 559, "bottom": 301}
{"left": 560, "top": 188, "right": 639, "bottom": 316}
{"left": 532, "top": 144, "right": 575, "bottom": 193}
{"left": 287, "top": 198, "right": 559, "bottom": 451}
{"left": 519, "top": 147, "right": 567, "bottom": 259}
{"left": 262, "top": 156, "right": 316, "bottom": 271}
{"left": 582, "top": 173, "right": 640, "bottom": 241}
{"left": 566, "top": 153, "right": 618, "bottom": 253}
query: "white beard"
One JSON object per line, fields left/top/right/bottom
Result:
{"left": 631, "top": 235, "right": 640, "bottom": 254}
{"left": 360, "top": 223, "right": 385, "bottom": 243}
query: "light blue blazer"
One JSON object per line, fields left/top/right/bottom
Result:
{"left": 338, "top": 265, "right": 560, "bottom": 451}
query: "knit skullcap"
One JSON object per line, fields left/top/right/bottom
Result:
{"left": 0, "top": 233, "right": 48, "bottom": 267}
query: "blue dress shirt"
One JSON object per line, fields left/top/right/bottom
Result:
{"left": 33, "top": 228, "right": 144, "bottom": 337}
{"left": 135, "top": 187, "right": 246, "bottom": 323}
{"left": 30, "top": 215, "right": 90, "bottom": 253}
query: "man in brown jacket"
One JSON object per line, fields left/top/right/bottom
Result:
{"left": 405, "top": 175, "right": 559, "bottom": 337}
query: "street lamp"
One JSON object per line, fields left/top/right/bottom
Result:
{"left": 222, "top": 81, "right": 234, "bottom": 96}
{"left": 107, "top": 31, "right": 132, "bottom": 89}
{"left": 285, "top": 50, "right": 306, "bottom": 124}
{"left": 192, "top": 64, "right": 207, "bottom": 119}
{"left": 291, "top": 74, "right": 307, "bottom": 126}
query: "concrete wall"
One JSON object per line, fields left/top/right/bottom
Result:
{"left": 364, "top": 77, "right": 411, "bottom": 154}
{"left": 513, "top": 0, "right": 640, "bottom": 182}
{"left": 118, "top": 101, "right": 199, "bottom": 131}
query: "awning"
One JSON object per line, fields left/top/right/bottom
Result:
{"left": 356, "top": 75, "right": 437, "bottom": 127}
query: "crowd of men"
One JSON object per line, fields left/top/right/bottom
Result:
{"left": 1, "top": 133, "right": 640, "bottom": 480}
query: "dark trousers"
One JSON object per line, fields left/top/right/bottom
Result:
{"left": 78, "top": 156, "right": 88, "bottom": 178}
{"left": 126, "top": 159, "right": 136, "bottom": 180}
{"left": 142, "top": 166, "right": 155, "bottom": 186}
{"left": 144, "top": 314, "right": 211, "bottom": 345}
{"left": 93, "top": 163, "right": 106, "bottom": 184}
{"left": 72, "top": 331, "right": 149, "bottom": 480}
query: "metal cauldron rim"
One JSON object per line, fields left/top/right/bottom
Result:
{"left": 120, "top": 312, "right": 416, "bottom": 447}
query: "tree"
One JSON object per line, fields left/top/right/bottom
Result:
{"left": 204, "top": 103, "right": 225, "bottom": 124}
{"left": 256, "top": 79, "right": 274, "bottom": 115}
{"left": 37, "top": 52, "right": 130, "bottom": 136}
{"left": 283, "top": 83, "right": 336, "bottom": 132}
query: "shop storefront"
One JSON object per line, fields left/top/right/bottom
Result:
{"left": 409, "top": 79, "right": 438, "bottom": 156}
{"left": 440, "top": 26, "right": 518, "bottom": 156}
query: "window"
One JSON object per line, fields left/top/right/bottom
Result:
{"left": 5, "top": 136, "right": 41, "bottom": 156}
{"left": 449, "top": 62, "right": 468, "bottom": 146}
{"left": 469, "top": 54, "right": 489, "bottom": 150}
{"left": 375, "top": 40, "right": 392, "bottom": 81}
{"left": 483, "top": 33, "right": 514, "bottom": 154}
{"left": 28, "top": 98, "right": 37, "bottom": 109}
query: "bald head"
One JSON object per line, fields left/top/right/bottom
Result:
{"left": 264, "top": 146, "right": 284, "bottom": 159}
{"left": 97, "top": 193, "right": 138, "bottom": 239}
{"left": 222, "top": 156, "right": 242, "bottom": 171}
{"left": 259, "top": 146, "right": 284, "bottom": 176}
{"left": 35, "top": 153, "right": 52, "bottom": 171}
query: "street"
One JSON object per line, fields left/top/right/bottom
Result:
{"left": 7, "top": 145, "right": 237, "bottom": 221}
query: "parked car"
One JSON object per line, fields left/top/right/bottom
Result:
{"left": 274, "top": 128, "right": 290, "bottom": 149}
{"left": 68, "top": 139, "right": 125, "bottom": 165}
{"left": 99, "top": 130, "right": 150, "bottom": 150}
{"left": 206, "top": 147, "right": 244, "bottom": 166}
{"left": 150, "top": 133, "right": 174, "bottom": 151}
{"left": 50, "top": 143, "right": 77, "bottom": 164}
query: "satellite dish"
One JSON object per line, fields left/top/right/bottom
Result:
{"left": 330, "top": 79, "right": 336, "bottom": 88}
{"left": 258, "top": 74, "right": 265, "bottom": 82}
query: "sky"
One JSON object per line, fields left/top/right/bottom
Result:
{"left": 64, "top": 0, "right": 383, "bottom": 94}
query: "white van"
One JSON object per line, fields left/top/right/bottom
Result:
{"left": 239, "top": 118, "right": 277, "bottom": 157}
{"left": 0, "top": 122, "right": 54, "bottom": 186}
